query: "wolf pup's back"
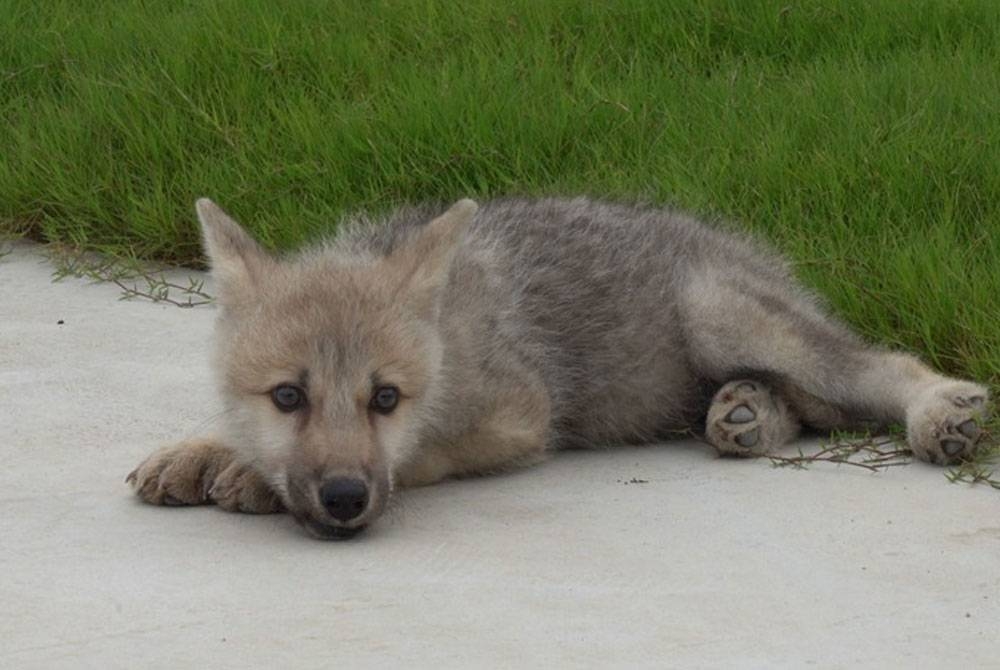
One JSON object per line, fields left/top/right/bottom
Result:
{"left": 352, "top": 197, "right": 850, "bottom": 448}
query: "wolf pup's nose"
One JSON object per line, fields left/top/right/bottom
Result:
{"left": 319, "top": 478, "right": 369, "bottom": 522}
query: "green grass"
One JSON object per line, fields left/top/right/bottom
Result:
{"left": 2, "top": 0, "right": 999, "bottom": 386}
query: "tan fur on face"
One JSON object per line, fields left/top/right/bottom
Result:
{"left": 200, "top": 200, "right": 475, "bottom": 529}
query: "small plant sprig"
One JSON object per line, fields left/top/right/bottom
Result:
{"left": 763, "top": 419, "right": 999, "bottom": 493}
{"left": 47, "top": 244, "right": 213, "bottom": 308}
{"left": 946, "top": 417, "right": 999, "bottom": 490}
{"left": 110, "top": 273, "right": 213, "bottom": 308}
{"left": 946, "top": 462, "right": 1000, "bottom": 490}
{"left": 768, "top": 430, "right": 912, "bottom": 472}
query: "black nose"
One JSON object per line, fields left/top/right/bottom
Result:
{"left": 319, "top": 478, "right": 369, "bottom": 522}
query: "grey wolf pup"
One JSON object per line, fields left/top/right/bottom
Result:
{"left": 128, "top": 197, "right": 991, "bottom": 540}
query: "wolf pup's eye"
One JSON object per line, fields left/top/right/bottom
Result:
{"left": 370, "top": 385, "right": 399, "bottom": 415}
{"left": 272, "top": 384, "right": 306, "bottom": 412}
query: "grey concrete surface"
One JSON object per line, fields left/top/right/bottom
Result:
{"left": 1, "top": 242, "right": 998, "bottom": 669}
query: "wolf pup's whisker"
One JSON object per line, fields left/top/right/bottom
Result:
{"left": 127, "top": 196, "right": 991, "bottom": 539}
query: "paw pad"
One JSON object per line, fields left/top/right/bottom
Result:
{"left": 726, "top": 405, "right": 756, "bottom": 424}
{"left": 941, "top": 440, "right": 966, "bottom": 458}
{"left": 956, "top": 419, "right": 980, "bottom": 440}
{"left": 735, "top": 428, "right": 760, "bottom": 448}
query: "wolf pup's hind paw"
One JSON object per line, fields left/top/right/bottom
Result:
{"left": 705, "top": 380, "right": 800, "bottom": 457}
{"left": 906, "top": 382, "right": 990, "bottom": 464}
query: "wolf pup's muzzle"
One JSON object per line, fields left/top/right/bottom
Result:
{"left": 288, "top": 474, "right": 387, "bottom": 540}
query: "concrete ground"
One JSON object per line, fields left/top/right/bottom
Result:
{"left": 1, "top": 241, "right": 998, "bottom": 669}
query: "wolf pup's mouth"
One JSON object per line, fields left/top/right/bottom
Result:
{"left": 299, "top": 517, "right": 366, "bottom": 541}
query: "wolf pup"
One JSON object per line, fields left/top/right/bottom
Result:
{"left": 128, "top": 197, "right": 991, "bottom": 540}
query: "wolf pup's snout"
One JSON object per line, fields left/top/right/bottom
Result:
{"left": 319, "top": 477, "right": 369, "bottom": 522}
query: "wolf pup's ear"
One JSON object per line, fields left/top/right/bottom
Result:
{"left": 400, "top": 198, "right": 478, "bottom": 296}
{"left": 195, "top": 198, "right": 270, "bottom": 305}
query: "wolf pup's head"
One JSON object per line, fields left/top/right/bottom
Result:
{"left": 196, "top": 198, "right": 477, "bottom": 540}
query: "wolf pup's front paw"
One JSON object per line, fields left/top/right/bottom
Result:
{"left": 127, "top": 438, "right": 282, "bottom": 513}
{"left": 127, "top": 438, "right": 236, "bottom": 506}
{"left": 907, "top": 381, "right": 990, "bottom": 464}
{"left": 127, "top": 438, "right": 235, "bottom": 506}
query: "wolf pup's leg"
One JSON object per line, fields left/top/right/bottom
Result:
{"left": 127, "top": 438, "right": 283, "bottom": 513}
{"left": 705, "top": 379, "right": 800, "bottom": 456}
{"left": 682, "top": 267, "right": 990, "bottom": 464}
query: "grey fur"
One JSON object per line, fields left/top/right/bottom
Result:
{"left": 358, "top": 198, "right": 842, "bottom": 444}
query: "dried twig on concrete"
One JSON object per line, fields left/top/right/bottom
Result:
{"left": 768, "top": 434, "right": 912, "bottom": 472}
{"left": 47, "top": 245, "right": 213, "bottom": 308}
